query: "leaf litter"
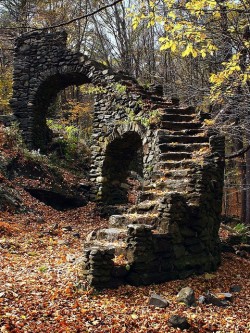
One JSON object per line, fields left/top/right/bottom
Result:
{"left": 0, "top": 197, "right": 249, "bottom": 332}
{"left": 0, "top": 129, "right": 249, "bottom": 332}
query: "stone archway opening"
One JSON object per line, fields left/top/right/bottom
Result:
{"left": 33, "top": 72, "right": 92, "bottom": 152}
{"left": 102, "top": 132, "right": 143, "bottom": 205}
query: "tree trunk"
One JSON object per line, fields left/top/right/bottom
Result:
{"left": 245, "top": 134, "right": 250, "bottom": 224}
{"left": 232, "top": 136, "right": 246, "bottom": 223}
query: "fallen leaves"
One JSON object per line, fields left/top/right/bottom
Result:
{"left": 0, "top": 130, "right": 250, "bottom": 332}
{"left": 1, "top": 239, "right": 249, "bottom": 332}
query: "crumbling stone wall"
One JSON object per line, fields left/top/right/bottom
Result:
{"left": 11, "top": 31, "right": 159, "bottom": 202}
{"left": 11, "top": 31, "right": 225, "bottom": 288}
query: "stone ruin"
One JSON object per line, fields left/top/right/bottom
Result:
{"left": 11, "top": 31, "right": 225, "bottom": 288}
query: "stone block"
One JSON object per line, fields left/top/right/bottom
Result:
{"left": 168, "top": 315, "right": 190, "bottom": 330}
{"left": 148, "top": 293, "right": 169, "bottom": 308}
{"left": 177, "top": 287, "right": 196, "bottom": 307}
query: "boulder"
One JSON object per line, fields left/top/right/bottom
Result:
{"left": 168, "top": 315, "right": 190, "bottom": 330}
{"left": 177, "top": 287, "right": 196, "bottom": 306}
{"left": 148, "top": 293, "right": 169, "bottom": 308}
{"left": 230, "top": 285, "right": 242, "bottom": 292}
{"left": 202, "top": 292, "right": 231, "bottom": 307}
{"left": 0, "top": 184, "right": 23, "bottom": 212}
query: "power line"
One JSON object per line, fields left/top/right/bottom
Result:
{"left": 0, "top": 0, "right": 123, "bottom": 32}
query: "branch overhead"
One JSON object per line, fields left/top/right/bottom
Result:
{"left": 0, "top": 0, "right": 123, "bottom": 32}
{"left": 225, "top": 144, "right": 250, "bottom": 160}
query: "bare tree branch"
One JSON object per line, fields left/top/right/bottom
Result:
{"left": 225, "top": 144, "right": 250, "bottom": 160}
{"left": 0, "top": 0, "right": 123, "bottom": 32}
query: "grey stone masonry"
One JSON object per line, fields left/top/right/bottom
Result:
{"left": 0, "top": 115, "right": 17, "bottom": 126}
{"left": 11, "top": 31, "right": 225, "bottom": 288}
{"left": 82, "top": 247, "right": 115, "bottom": 289}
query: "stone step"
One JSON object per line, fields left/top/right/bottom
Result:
{"left": 97, "top": 204, "right": 128, "bottom": 218}
{"left": 163, "top": 169, "right": 192, "bottom": 179}
{"left": 109, "top": 213, "right": 159, "bottom": 227}
{"left": 84, "top": 239, "right": 127, "bottom": 256}
{"left": 162, "top": 106, "right": 195, "bottom": 115}
{"left": 169, "top": 129, "right": 205, "bottom": 136}
{"left": 159, "top": 152, "right": 192, "bottom": 161}
{"left": 143, "top": 183, "right": 160, "bottom": 191}
{"left": 147, "top": 181, "right": 191, "bottom": 193}
{"left": 160, "top": 114, "right": 196, "bottom": 122}
{"left": 87, "top": 228, "right": 128, "bottom": 243}
{"left": 150, "top": 95, "right": 165, "bottom": 102}
{"left": 128, "top": 200, "right": 159, "bottom": 213}
{"left": 152, "top": 169, "right": 193, "bottom": 181}
{"left": 139, "top": 190, "right": 165, "bottom": 201}
{"left": 160, "top": 121, "right": 201, "bottom": 130}
{"left": 157, "top": 160, "right": 196, "bottom": 170}
{"left": 159, "top": 143, "right": 209, "bottom": 153}
{"left": 156, "top": 178, "right": 191, "bottom": 190}
{"left": 151, "top": 102, "right": 173, "bottom": 110}
{"left": 158, "top": 134, "right": 209, "bottom": 144}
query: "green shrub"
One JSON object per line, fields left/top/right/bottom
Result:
{"left": 233, "top": 223, "right": 249, "bottom": 234}
{"left": 3, "top": 121, "right": 24, "bottom": 149}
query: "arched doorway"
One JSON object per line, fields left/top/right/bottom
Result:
{"left": 102, "top": 132, "right": 143, "bottom": 205}
{"left": 32, "top": 72, "right": 92, "bottom": 151}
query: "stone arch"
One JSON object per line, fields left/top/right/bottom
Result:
{"left": 101, "top": 130, "right": 144, "bottom": 204}
{"left": 11, "top": 30, "right": 133, "bottom": 150}
{"left": 105, "top": 122, "right": 146, "bottom": 145}
{"left": 30, "top": 65, "right": 92, "bottom": 103}
{"left": 29, "top": 68, "right": 93, "bottom": 150}
{"left": 11, "top": 30, "right": 159, "bottom": 201}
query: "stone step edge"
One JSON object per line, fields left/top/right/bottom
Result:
{"left": 109, "top": 213, "right": 159, "bottom": 227}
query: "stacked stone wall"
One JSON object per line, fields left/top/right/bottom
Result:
{"left": 11, "top": 31, "right": 159, "bottom": 201}
{"left": 11, "top": 31, "right": 226, "bottom": 288}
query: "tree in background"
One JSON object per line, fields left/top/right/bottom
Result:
{"left": 130, "top": 0, "right": 250, "bottom": 224}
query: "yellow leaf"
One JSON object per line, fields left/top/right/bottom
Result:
{"left": 243, "top": 73, "right": 250, "bottom": 83}
{"left": 147, "top": 19, "right": 155, "bottom": 27}
{"left": 204, "top": 119, "right": 215, "bottom": 126}
{"left": 159, "top": 37, "right": 166, "bottom": 42}
{"left": 191, "top": 48, "right": 198, "bottom": 57}
{"left": 160, "top": 39, "right": 173, "bottom": 51}
{"left": 171, "top": 42, "right": 177, "bottom": 52}
{"left": 182, "top": 43, "right": 193, "bottom": 57}
{"left": 200, "top": 49, "right": 206, "bottom": 58}
{"left": 132, "top": 17, "right": 140, "bottom": 30}
{"left": 131, "top": 313, "right": 138, "bottom": 319}
{"left": 149, "top": 1, "right": 155, "bottom": 8}
{"left": 168, "top": 11, "right": 176, "bottom": 19}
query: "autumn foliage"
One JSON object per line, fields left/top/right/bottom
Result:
{"left": 0, "top": 222, "right": 19, "bottom": 236}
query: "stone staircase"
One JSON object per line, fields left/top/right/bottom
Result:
{"left": 11, "top": 30, "right": 224, "bottom": 288}
{"left": 85, "top": 102, "right": 211, "bottom": 258}
{"left": 155, "top": 106, "right": 210, "bottom": 191}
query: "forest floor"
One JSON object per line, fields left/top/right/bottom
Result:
{"left": 0, "top": 195, "right": 250, "bottom": 333}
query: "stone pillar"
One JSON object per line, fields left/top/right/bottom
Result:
{"left": 126, "top": 224, "right": 156, "bottom": 285}
{"left": 10, "top": 31, "right": 68, "bottom": 149}
{"left": 82, "top": 246, "right": 115, "bottom": 289}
